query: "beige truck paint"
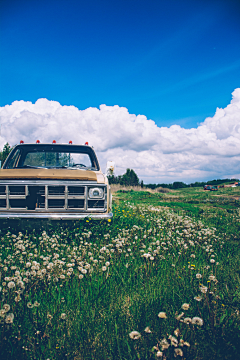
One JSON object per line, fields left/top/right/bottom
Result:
{"left": 0, "top": 169, "right": 97, "bottom": 181}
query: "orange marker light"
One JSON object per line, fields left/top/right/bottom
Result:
{"left": 20, "top": 140, "right": 24, "bottom": 144}
{"left": 36, "top": 140, "right": 40, "bottom": 143}
{"left": 69, "top": 140, "right": 73, "bottom": 144}
{"left": 85, "top": 142, "right": 88, "bottom": 145}
{"left": 52, "top": 140, "right": 56, "bottom": 144}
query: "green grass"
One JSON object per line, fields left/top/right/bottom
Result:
{"left": 0, "top": 187, "right": 240, "bottom": 359}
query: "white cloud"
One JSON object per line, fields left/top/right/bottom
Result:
{"left": 0, "top": 89, "right": 240, "bottom": 183}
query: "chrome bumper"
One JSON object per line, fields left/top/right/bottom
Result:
{"left": 0, "top": 212, "right": 113, "bottom": 220}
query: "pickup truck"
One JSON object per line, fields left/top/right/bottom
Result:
{"left": 0, "top": 142, "right": 112, "bottom": 220}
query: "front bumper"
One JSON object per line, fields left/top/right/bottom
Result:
{"left": 0, "top": 212, "right": 113, "bottom": 220}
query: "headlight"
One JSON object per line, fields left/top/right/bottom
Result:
{"left": 89, "top": 187, "right": 104, "bottom": 199}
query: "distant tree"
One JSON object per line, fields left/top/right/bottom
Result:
{"left": 172, "top": 182, "right": 188, "bottom": 189}
{"left": 140, "top": 180, "right": 144, "bottom": 188}
{"left": 121, "top": 168, "right": 139, "bottom": 186}
{"left": 0, "top": 143, "right": 12, "bottom": 166}
{"left": 108, "top": 168, "right": 140, "bottom": 186}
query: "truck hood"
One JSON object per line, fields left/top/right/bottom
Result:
{"left": 0, "top": 169, "right": 97, "bottom": 181}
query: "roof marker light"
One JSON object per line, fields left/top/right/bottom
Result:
{"left": 85, "top": 142, "right": 88, "bottom": 145}
{"left": 20, "top": 140, "right": 24, "bottom": 144}
{"left": 36, "top": 140, "right": 40, "bottom": 143}
{"left": 69, "top": 140, "right": 73, "bottom": 144}
{"left": 52, "top": 140, "right": 56, "bottom": 144}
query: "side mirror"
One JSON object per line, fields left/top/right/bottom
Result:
{"left": 106, "top": 161, "right": 115, "bottom": 176}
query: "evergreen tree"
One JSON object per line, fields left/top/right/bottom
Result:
{"left": 121, "top": 168, "right": 139, "bottom": 186}
{"left": 0, "top": 143, "right": 12, "bottom": 167}
{"left": 108, "top": 168, "right": 140, "bottom": 186}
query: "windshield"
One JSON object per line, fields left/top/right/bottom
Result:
{"left": 3, "top": 144, "right": 100, "bottom": 170}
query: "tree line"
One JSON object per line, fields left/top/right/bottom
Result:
{"left": 108, "top": 168, "right": 239, "bottom": 189}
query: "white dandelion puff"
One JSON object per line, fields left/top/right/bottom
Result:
{"left": 7, "top": 281, "right": 15, "bottom": 289}
{"left": 192, "top": 317, "right": 203, "bottom": 326}
{"left": 183, "top": 317, "right": 192, "bottom": 324}
{"left": 129, "top": 331, "right": 141, "bottom": 340}
{"left": 158, "top": 312, "right": 167, "bottom": 319}
{"left": 174, "top": 348, "right": 183, "bottom": 357}
{"left": 144, "top": 326, "right": 151, "bottom": 333}
{"left": 181, "top": 303, "right": 190, "bottom": 310}
{"left": 3, "top": 304, "right": 10, "bottom": 312}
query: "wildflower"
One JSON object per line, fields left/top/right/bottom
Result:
{"left": 5, "top": 312, "right": 14, "bottom": 324}
{"left": 0, "top": 309, "right": 5, "bottom": 317}
{"left": 129, "top": 331, "right": 141, "bottom": 340}
{"left": 169, "top": 335, "right": 178, "bottom": 347}
{"left": 196, "top": 273, "right": 202, "bottom": 279}
{"left": 210, "top": 259, "right": 215, "bottom": 263}
{"left": 156, "top": 351, "right": 163, "bottom": 357}
{"left": 79, "top": 274, "right": 84, "bottom": 279}
{"left": 174, "top": 328, "right": 180, "bottom": 337}
{"left": 174, "top": 348, "right": 183, "bottom": 357}
{"left": 15, "top": 295, "right": 21, "bottom": 302}
{"left": 209, "top": 275, "right": 216, "bottom": 281}
{"left": 183, "top": 317, "right": 192, "bottom": 324}
{"left": 144, "top": 326, "right": 151, "bottom": 333}
{"left": 200, "top": 286, "right": 208, "bottom": 294}
{"left": 7, "top": 281, "right": 15, "bottom": 289}
{"left": 158, "top": 312, "right": 167, "bottom": 319}
{"left": 194, "top": 296, "right": 202, "bottom": 302}
{"left": 160, "top": 338, "right": 170, "bottom": 350}
{"left": 3, "top": 304, "right": 10, "bottom": 312}
{"left": 34, "top": 301, "right": 40, "bottom": 307}
{"left": 61, "top": 313, "right": 67, "bottom": 320}
{"left": 102, "top": 266, "right": 107, "bottom": 271}
{"left": 176, "top": 312, "right": 184, "bottom": 320}
{"left": 181, "top": 303, "right": 190, "bottom": 310}
{"left": 192, "top": 317, "right": 203, "bottom": 326}
{"left": 27, "top": 302, "right": 34, "bottom": 308}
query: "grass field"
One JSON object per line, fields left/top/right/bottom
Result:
{"left": 0, "top": 185, "right": 240, "bottom": 359}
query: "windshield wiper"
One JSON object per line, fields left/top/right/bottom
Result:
{"left": 20, "top": 165, "right": 48, "bottom": 169}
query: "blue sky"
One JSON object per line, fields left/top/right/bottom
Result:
{"left": 1, "top": 0, "right": 240, "bottom": 129}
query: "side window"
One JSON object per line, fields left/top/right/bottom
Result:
{"left": 6, "top": 149, "right": 21, "bottom": 169}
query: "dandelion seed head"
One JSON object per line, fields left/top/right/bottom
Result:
{"left": 129, "top": 331, "right": 141, "bottom": 340}
{"left": 192, "top": 317, "right": 203, "bottom": 326}
{"left": 5, "top": 313, "right": 14, "bottom": 324}
{"left": 3, "top": 304, "right": 10, "bottom": 312}
{"left": 144, "top": 326, "right": 151, "bottom": 333}
{"left": 183, "top": 317, "right": 192, "bottom": 324}
{"left": 174, "top": 348, "right": 183, "bottom": 357}
{"left": 181, "top": 303, "right": 190, "bottom": 310}
{"left": 158, "top": 312, "right": 167, "bottom": 319}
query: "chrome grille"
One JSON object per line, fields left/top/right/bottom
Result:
{"left": 0, "top": 183, "right": 107, "bottom": 212}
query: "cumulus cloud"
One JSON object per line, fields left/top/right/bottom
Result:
{"left": 0, "top": 89, "right": 240, "bottom": 183}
